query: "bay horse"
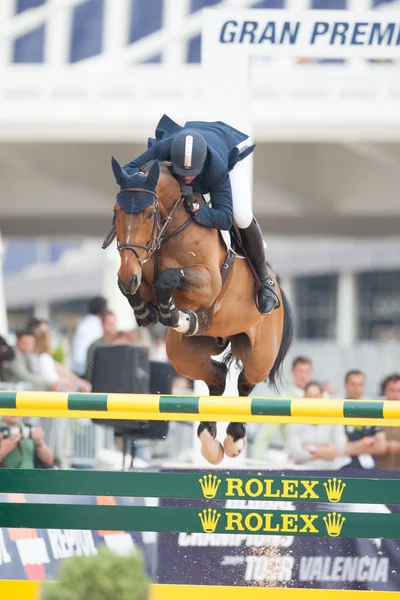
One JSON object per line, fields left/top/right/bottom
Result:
{"left": 106, "top": 158, "right": 294, "bottom": 464}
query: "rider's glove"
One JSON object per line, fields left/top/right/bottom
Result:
{"left": 181, "top": 184, "right": 197, "bottom": 212}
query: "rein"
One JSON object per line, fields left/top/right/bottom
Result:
{"left": 102, "top": 188, "right": 193, "bottom": 269}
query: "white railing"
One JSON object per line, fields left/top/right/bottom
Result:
{"left": 1, "top": 0, "right": 395, "bottom": 69}
{"left": 1, "top": 63, "right": 400, "bottom": 141}
{"left": 41, "top": 417, "right": 115, "bottom": 469}
{"left": 0, "top": 0, "right": 259, "bottom": 69}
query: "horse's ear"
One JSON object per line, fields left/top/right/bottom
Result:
{"left": 146, "top": 159, "right": 160, "bottom": 190}
{"left": 111, "top": 156, "right": 129, "bottom": 187}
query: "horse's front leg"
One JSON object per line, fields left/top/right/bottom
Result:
{"left": 154, "top": 267, "right": 211, "bottom": 335}
{"left": 119, "top": 284, "right": 159, "bottom": 328}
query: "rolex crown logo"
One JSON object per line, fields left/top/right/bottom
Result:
{"left": 323, "top": 478, "right": 346, "bottom": 503}
{"left": 199, "top": 508, "right": 221, "bottom": 533}
{"left": 199, "top": 474, "right": 222, "bottom": 499}
{"left": 323, "top": 512, "right": 346, "bottom": 537}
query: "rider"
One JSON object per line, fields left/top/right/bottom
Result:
{"left": 123, "top": 114, "right": 279, "bottom": 315}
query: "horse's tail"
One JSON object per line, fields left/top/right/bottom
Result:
{"left": 267, "top": 287, "right": 295, "bottom": 393}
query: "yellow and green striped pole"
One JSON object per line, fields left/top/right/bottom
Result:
{"left": 1, "top": 391, "right": 400, "bottom": 425}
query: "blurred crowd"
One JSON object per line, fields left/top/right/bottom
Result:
{"left": 251, "top": 355, "right": 400, "bottom": 471}
{"left": 0, "top": 295, "right": 169, "bottom": 470}
{"left": 0, "top": 298, "right": 400, "bottom": 471}
{"left": 0, "top": 296, "right": 162, "bottom": 391}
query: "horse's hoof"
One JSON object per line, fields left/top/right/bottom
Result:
{"left": 201, "top": 440, "right": 224, "bottom": 465}
{"left": 223, "top": 422, "right": 247, "bottom": 458}
{"left": 223, "top": 435, "right": 245, "bottom": 458}
{"left": 198, "top": 422, "right": 223, "bottom": 464}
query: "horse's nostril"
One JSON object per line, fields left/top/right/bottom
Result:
{"left": 117, "top": 277, "right": 128, "bottom": 294}
{"left": 117, "top": 274, "right": 140, "bottom": 295}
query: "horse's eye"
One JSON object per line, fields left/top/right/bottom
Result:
{"left": 146, "top": 211, "right": 155, "bottom": 221}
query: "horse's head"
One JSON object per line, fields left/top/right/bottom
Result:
{"left": 112, "top": 157, "right": 161, "bottom": 295}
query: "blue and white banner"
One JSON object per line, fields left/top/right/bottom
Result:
{"left": 203, "top": 10, "right": 400, "bottom": 59}
{"left": 0, "top": 493, "right": 153, "bottom": 582}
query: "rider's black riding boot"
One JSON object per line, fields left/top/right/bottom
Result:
{"left": 239, "top": 218, "right": 280, "bottom": 315}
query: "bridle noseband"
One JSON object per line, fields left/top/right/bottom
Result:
{"left": 103, "top": 187, "right": 193, "bottom": 269}
{"left": 115, "top": 188, "right": 160, "bottom": 270}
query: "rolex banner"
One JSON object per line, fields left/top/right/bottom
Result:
{"left": 157, "top": 469, "right": 400, "bottom": 592}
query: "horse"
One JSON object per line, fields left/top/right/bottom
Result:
{"left": 106, "top": 158, "right": 294, "bottom": 464}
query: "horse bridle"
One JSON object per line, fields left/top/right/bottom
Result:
{"left": 102, "top": 187, "right": 193, "bottom": 269}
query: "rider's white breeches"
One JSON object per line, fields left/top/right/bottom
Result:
{"left": 229, "top": 157, "right": 253, "bottom": 229}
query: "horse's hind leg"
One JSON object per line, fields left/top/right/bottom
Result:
{"left": 222, "top": 333, "right": 261, "bottom": 458}
{"left": 223, "top": 370, "right": 256, "bottom": 457}
{"left": 165, "top": 330, "right": 228, "bottom": 465}
{"left": 223, "top": 323, "right": 282, "bottom": 458}
{"left": 197, "top": 358, "right": 228, "bottom": 465}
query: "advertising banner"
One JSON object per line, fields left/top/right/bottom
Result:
{"left": 202, "top": 10, "right": 400, "bottom": 59}
{"left": 157, "top": 469, "right": 400, "bottom": 592}
{"left": 0, "top": 492, "right": 153, "bottom": 581}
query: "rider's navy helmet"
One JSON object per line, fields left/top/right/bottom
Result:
{"left": 170, "top": 130, "right": 207, "bottom": 177}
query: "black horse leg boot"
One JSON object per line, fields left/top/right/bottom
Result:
{"left": 239, "top": 218, "right": 280, "bottom": 315}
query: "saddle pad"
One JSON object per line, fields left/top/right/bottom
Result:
{"left": 219, "top": 229, "right": 266, "bottom": 258}
{"left": 220, "top": 229, "right": 237, "bottom": 255}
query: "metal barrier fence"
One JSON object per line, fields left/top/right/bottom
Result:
{"left": 1, "top": 390, "right": 400, "bottom": 599}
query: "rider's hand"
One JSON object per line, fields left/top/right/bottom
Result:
{"left": 181, "top": 185, "right": 199, "bottom": 214}
{"left": 181, "top": 185, "right": 195, "bottom": 207}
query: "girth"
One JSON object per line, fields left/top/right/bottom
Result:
{"left": 194, "top": 249, "right": 235, "bottom": 336}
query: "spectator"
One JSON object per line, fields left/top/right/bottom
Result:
{"left": 380, "top": 373, "right": 400, "bottom": 398}
{"left": 3, "top": 331, "right": 60, "bottom": 391}
{"left": 286, "top": 356, "right": 313, "bottom": 397}
{"left": 0, "top": 416, "right": 53, "bottom": 468}
{"left": 171, "top": 375, "right": 194, "bottom": 396}
{"left": 150, "top": 334, "right": 168, "bottom": 362}
{"left": 251, "top": 356, "right": 313, "bottom": 460}
{"left": 0, "top": 334, "right": 14, "bottom": 380}
{"left": 27, "top": 317, "right": 90, "bottom": 391}
{"left": 378, "top": 373, "right": 400, "bottom": 470}
{"left": 322, "top": 380, "right": 335, "bottom": 398}
{"left": 341, "top": 370, "right": 387, "bottom": 470}
{"left": 286, "top": 381, "right": 346, "bottom": 469}
{"left": 71, "top": 296, "right": 108, "bottom": 377}
{"left": 26, "top": 317, "right": 49, "bottom": 337}
{"left": 35, "top": 329, "right": 91, "bottom": 392}
{"left": 86, "top": 311, "right": 119, "bottom": 382}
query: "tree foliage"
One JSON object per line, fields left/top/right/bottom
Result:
{"left": 41, "top": 545, "right": 150, "bottom": 600}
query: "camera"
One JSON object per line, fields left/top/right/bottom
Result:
{"left": 1, "top": 424, "right": 33, "bottom": 440}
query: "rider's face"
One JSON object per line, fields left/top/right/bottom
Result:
{"left": 181, "top": 176, "right": 196, "bottom": 184}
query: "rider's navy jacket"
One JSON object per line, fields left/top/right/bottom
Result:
{"left": 124, "top": 114, "right": 255, "bottom": 231}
